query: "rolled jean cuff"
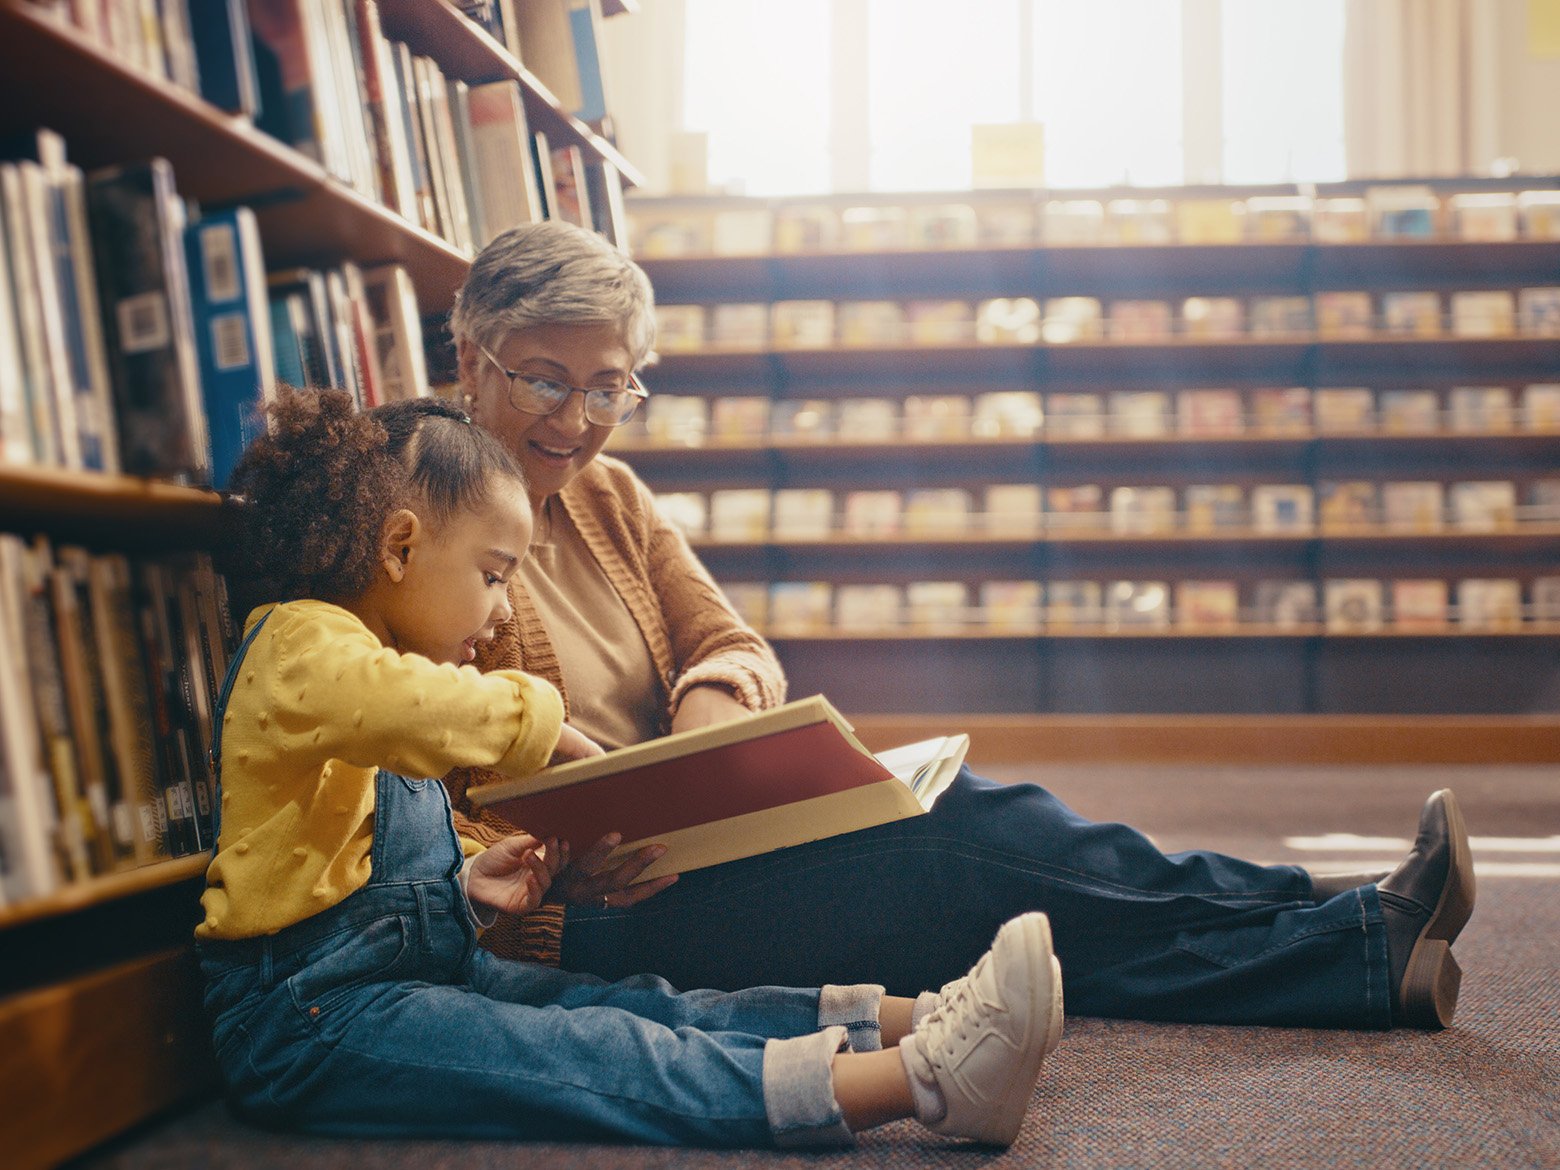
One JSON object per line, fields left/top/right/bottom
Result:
{"left": 910, "top": 990, "right": 938, "bottom": 1031}
{"left": 819, "top": 982, "right": 885, "bottom": 1052}
{"left": 764, "top": 1025, "right": 856, "bottom": 1148}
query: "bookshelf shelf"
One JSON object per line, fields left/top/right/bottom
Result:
{"left": 0, "top": 466, "right": 230, "bottom": 548}
{"left": 0, "top": 854, "right": 209, "bottom": 931}
{"left": 763, "top": 625, "right": 1560, "bottom": 642}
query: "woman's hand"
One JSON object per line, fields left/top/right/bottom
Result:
{"left": 551, "top": 722, "right": 606, "bottom": 763}
{"left": 468, "top": 834, "right": 564, "bottom": 918}
{"left": 670, "top": 684, "right": 753, "bottom": 734}
{"left": 549, "top": 831, "right": 679, "bottom": 909}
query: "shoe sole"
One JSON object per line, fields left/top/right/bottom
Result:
{"left": 1398, "top": 790, "right": 1475, "bottom": 1028}
{"left": 969, "top": 912, "right": 1062, "bottom": 1146}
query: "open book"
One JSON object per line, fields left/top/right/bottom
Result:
{"left": 467, "top": 695, "right": 968, "bottom": 881}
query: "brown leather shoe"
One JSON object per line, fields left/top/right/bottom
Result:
{"left": 1378, "top": 789, "right": 1476, "bottom": 1029}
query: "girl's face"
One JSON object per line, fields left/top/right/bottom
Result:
{"left": 461, "top": 321, "right": 636, "bottom": 506}
{"left": 378, "top": 475, "right": 533, "bottom": 666}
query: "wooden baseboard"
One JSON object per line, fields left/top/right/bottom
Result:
{"left": 846, "top": 713, "right": 1560, "bottom": 764}
{"left": 1, "top": 946, "right": 214, "bottom": 1170}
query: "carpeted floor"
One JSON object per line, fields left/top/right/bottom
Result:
{"left": 72, "top": 764, "right": 1560, "bottom": 1170}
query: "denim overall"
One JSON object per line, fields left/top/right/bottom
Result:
{"left": 197, "top": 612, "right": 876, "bottom": 1146}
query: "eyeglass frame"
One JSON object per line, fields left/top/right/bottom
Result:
{"left": 477, "top": 341, "right": 649, "bottom": 427}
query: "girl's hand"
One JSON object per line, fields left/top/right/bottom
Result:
{"left": 551, "top": 722, "right": 605, "bottom": 763}
{"left": 549, "top": 831, "right": 679, "bottom": 909}
{"left": 670, "top": 684, "right": 752, "bottom": 734}
{"left": 468, "top": 834, "right": 564, "bottom": 917}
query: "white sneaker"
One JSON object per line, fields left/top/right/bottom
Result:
{"left": 904, "top": 911, "right": 1064, "bottom": 1146}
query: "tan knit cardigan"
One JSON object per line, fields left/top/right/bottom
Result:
{"left": 443, "top": 454, "right": 787, "bottom": 964}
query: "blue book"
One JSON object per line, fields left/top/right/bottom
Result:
{"left": 567, "top": 0, "right": 608, "bottom": 124}
{"left": 184, "top": 207, "right": 275, "bottom": 489}
{"left": 268, "top": 295, "right": 308, "bottom": 389}
{"left": 189, "top": 0, "right": 262, "bottom": 116}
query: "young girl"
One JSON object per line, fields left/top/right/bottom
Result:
{"left": 197, "top": 387, "right": 1064, "bottom": 1149}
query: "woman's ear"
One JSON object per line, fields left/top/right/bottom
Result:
{"left": 455, "top": 336, "right": 480, "bottom": 388}
{"left": 380, "top": 508, "right": 422, "bottom": 583}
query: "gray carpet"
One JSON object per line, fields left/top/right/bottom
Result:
{"left": 73, "top": 764, "right": 1560, "bottom": 1170}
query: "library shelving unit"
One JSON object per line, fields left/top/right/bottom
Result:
{"left": 617, "top": 183, "right": 1560, "bottom": 732}
{"left": 0, "top": 3, "right": 638, "bottom": 1166}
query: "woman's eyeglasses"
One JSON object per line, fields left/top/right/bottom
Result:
{"left": 479, "top": 343, "right": 648, "bottom": 427}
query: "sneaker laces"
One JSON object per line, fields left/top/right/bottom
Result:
{"left": 917, "top": 951, "right": 998, "bottom": 1067}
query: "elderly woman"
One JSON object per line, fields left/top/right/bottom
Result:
{"left": 443, "top": 220, "right": 1473, "bottom": 1031}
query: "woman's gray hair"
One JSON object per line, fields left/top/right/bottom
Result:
{"left": 449, "top": 220, "right": 657, "bottom": 366}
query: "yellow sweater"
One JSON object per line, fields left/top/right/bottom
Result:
{"left": 197, "top": 600, "right": 564, "bottom": 940}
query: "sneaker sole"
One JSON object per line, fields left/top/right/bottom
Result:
{"left": 969, "top": 912, "right": 1060, "bottom": 1146}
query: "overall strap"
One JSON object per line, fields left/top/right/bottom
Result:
{"left": 208, "top": 609, "right": 272, "bottom": 850}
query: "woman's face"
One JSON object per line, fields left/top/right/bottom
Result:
{"left": 462, "top": 321, "right": 636, "bottom": 506}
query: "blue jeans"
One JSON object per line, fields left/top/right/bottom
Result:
{"left": 199, "top": 771, "right": 881, "bottom": 1147}
{"left": 562, "top": 768, "right": 1393, "bottom": 1030}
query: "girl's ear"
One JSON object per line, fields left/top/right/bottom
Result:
{"left": 380, "top": 508, "right": 421, "bottom": 583}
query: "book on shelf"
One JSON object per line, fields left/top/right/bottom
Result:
{"left": 835, "top": 398, "right": 898, "bottom": 442}
{"left": 467, "top": 694, "right": 969, "bottom": 882}
{"left": 1449, "top": 480, "right": 1517, "bottom": 531}
{"left": 1108, "top": 390, "right": 1171, "bottom": 438}
{"left": 1457, "top": 578, "right": 1522, "bottom": 630}
{"left": 1448, "top": 193, "right": 1518, "bottom": 241}
{"left": 903, "top": 489, "right": 973, "bottom": 537}
{"left": 1251, "top": 484, "right": 1314, "bottom": 533}
{"left": 902, "top": 394, "right": 970, "bottom": 440}
{"left": 184, "top": 206, "right": 276, "bottom": 489}
{"left": 980, "top": 581, "right": 1043, "bottom": 631}
{"left": 835, "top": 584, "right": 903, "bottom": 633}
{"left": 906, "top": 581, "right": 969, "bottom": 631}
{"left": 512, "top": 0, "right": 585, "bottom": 117}
{"left": 771, "top": 489, "right": 834, "bottom": 540}
{"left": 1046, "top": 392, "right": 1105, "bottom": 438}
{"left": 0, "top": 168, "right": 33, "bottom": 466}
{"left": 770, "top": 300, "right": 835, "bottom": 348}
{"left": 841, "top": 490, "right": 903, "bottom": 538}
{"left": 908, "top": 203, "right": 979, "bottom": 248}
{"left": 1184, "top": 484, "right": 1246, "bottom": 533}
{"left": 1105, "top": 580, "right": 1171, "bottom": 629}
{"left": 768, "top": 582, "right": 832, "bottom": 634}
{"left": 1391, "top": 579, "right": 1449, "bottom": 631}
{"left": 1180, "top": 296, "right": 1244, "bottom": 339}
{"left": 708, "top": 395, "right": 770, "bottom": 441}
{"left": 1046, "top": 580, "right": 1103, "bottom": 629}
{"left": 1531, "top": 577, "right": 1560, "bottom": 622}
{"left": 1314, "top": 291, "right": 1374, "bottom": 339}
{"left": 1448, "top": 385, "right": 1515, "bottom": 433}
{"left": 653, "top": 305, "right": 706, "bottom": 352}
{"left": 1041, "top": 199, "right": 1104, "bottom": 244}
{"left": 1379, "top": 389, "right": 1440, "bottom": 434}
{"left": 565, "top": 0, "right": 610, "bottom": 126}
{"left": 583, "top": 158, "right": 630, "bottom": 250}
{"left": 719, "top": 582, "right": 769, "bottom": 630}
{"left": 1045, "top": 484, "right": 1105, "bottom": 531}
{"left": 984, "top": 484, "right": 1044, "bottom": 537}
{"left": 1516, "top": 190, "right": 1560, "bottom": 239}
{"left": 654, "top": 491, "right": 706, "bottom": 539}
{"left": 354, "top": 0, "right": 417, "bottom": 224}
{"left": 528, "top": 131, "right": 558, "bottom": 221}
{"left": 771, "top": 399, "right": 834, "bottom": 441}
{"left": 643, "top": 395, "right": 708, "bottom": 445}
{"left": 1528, "top": 479, "right": 1560, "bottom": 524}
{"left": 1250, "top": 386, "right": 1311, "bottom": 435}
{"left": 1104, "top": 198, "right": 1174, "bottom": 245}
{"left": 709, "top": 208, "right": 773, "bottom": 256}
{"left": 464, "top": 79, "right": 547, "bottom": 243}
{"left": 773, "top": 205, "right": 841, "bottom": 252}
{"left": 249, "top": 0, "right": 332, "bottom": 176}
{"left": 1314, "top": 387, "right": 1375, "bottom": 433}
{"left": 1248, "top": 295, "right": 1311, "bottom": 336}
{"left": 1523, "top": 383, "right": 1560, "bottom": 430}
{"left": 361, "top": 264, "right": 430, "bottom": 401}
{"left": 1367, "top": 186, "right": 1439, "bottom": 238}
{"left": 1177, "top": 388, "right": 1244, "bottom": 437}
{"left": 709, "top": 303, "right": 769, "bottom": 348}
{"left": 1244, "top": 195, "right": 1312, "bottom": 241}
{"left": 975, "top": 297, "right": 1042, "bottom": 344}
{"left": 1257, "top": 580, "right": 1318, "bottom": 629}
{"left": 1318, "top": 481, "right": 1379, "bottom": 532}
{"left": 1109, "top": 486, "right": 1176, "bottom": 535}
{"left": 85, "top": 157, "right": 209, "bottom": 482}
{"left": 1325, "top": 578, "right": 1385, "bottom": 632}
{"left": 837, "top": 300, "right": 904, "bottom": 346}
{"left": 1381, "top": 482, "right": 1445, "bottom": 532}
{"left": 390, "top": 40, "right": 438, "bottom": 231}
{"left": 906, "top": 299, "right": 974, "bottom": 345}
{"left": 1176, "top": 580, "right": 1241, "bottom": 629}
{"left": 1174, "top": 198, "right": 1244, "bottom": 244}
{"left": 707, "top": 488, "right": 771, "bottom": 541}
{"left": 1107, "top": 300, "right": 1173, "bottom": 342}
{"left": 1312, "top": 196, "right": 1368, "bottom": 242}
{"left": 1517, "top": 287, "right": 1560, "bottom": 336}
{"left": 1450, "top": 290, "right": 1516, "bottom": 338}
{"left": 549, "top": 143, "right": 594, "bottom": 232}
{"left": 1040, "top": 297, "right": 1103, "bottom": 343}
{"left": 1381, "top": 291, "right": 1442, "bottom": 336}
{"left": 971, "top": 390, "right": 1043, "bottom": 438}
{"left": 976, "top": 201, "right": 1036, "bottom": 246}
{"left": 839, "top": 205, "right": 910, "bottom": 251}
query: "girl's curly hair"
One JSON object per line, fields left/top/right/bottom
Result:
{"left": 223, "top": 387, "right": 527, "bottom": 616}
